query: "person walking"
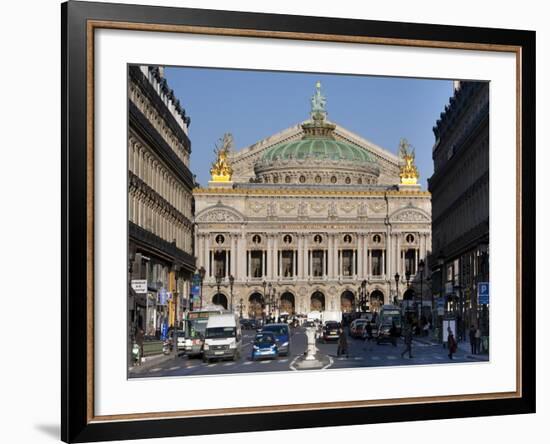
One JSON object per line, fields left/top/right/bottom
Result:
{"left": 400, "top": 325, "right": 413, "bottom": 358}
{"left": 364, "top": 321, "right": 373, "bottom": 342}
{"left": 337, "top": 330, "right": 349, "bottom": 358}
{"left": 135, "top": 327, "right": 144, "bottom": 366}
{"left": 469, "top": 325, "right": 477, "bottom": 354}
{"left": 475, "top": 326, "right": 482, "bottom": 354}
{"left": 447, "top": 327, "right": 457, "bottom": 359}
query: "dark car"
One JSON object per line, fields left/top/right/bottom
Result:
{"left": 251, "top": 332, "right": 278, "bottom": 361}
{"left": 261, "top": 323, "right": 291, "bottom": 356}
{"left": 322, "top": 321, "right": 342, "bottom": 342}
{"left": 239, "top": 319, "right": 254, "bottom": 330}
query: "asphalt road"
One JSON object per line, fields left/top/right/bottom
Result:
{"left": 129, "top": 326, "right": 487, "bottom": 378}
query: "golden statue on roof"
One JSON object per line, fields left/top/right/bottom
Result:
{"left": 398, "top": 138, "right": 419, "bottom": 185}
{"left": 210, "top": 133, "right": 234, "bottom": 182}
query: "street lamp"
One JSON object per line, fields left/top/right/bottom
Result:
{"left": 198, "top": 266, "right": 206, "bottom": 310}
{"left": 228, "top": 274, "right": 235, "bottom": 312}
{"left": 394, "top": 272, "right": 400, "bottom": 305}
{"left": 418, "top": 259, "right": 425, "bottom": 322}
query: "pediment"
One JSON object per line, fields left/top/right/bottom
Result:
{"left": 195, "top": 204, "right": 245, "bottom": 223}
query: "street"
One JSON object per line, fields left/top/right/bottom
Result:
{"left": 130, "top": 326, "right": 488, "bottom": 378}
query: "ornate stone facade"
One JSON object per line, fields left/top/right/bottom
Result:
{"left": 128, "top": 65, "right": 196, "bottom": 338}
{"left": 428, "top": 81, "right": 489, "bottom": 337}
{"left": 194, "top": 83, "right": 431, "bottom": 318}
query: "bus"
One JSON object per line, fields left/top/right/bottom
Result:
{"left": 181, "top": 305, "right": 224, "bottom": 357}
{"left": 377, "top": 305, "right": 403, "bottom": 335}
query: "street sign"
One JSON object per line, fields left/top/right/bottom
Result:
{"left": 131, "top": 279, "right": 147, "bottom": 294}
{"left": 478, "top": 282, "right": 489, "bottom": 305}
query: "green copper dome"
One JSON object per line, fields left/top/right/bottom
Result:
{"left": 261, "top": 137, "right": 374, "bottom": 164}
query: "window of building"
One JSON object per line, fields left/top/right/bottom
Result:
{"left": 213, "top": 251, "right": 227, "bottom": 278}
{"left": 285, "top": 175, "right": 291, "bottom": 183}
{"left": 405, "top": 249, "right": 416, "bottom": 275}
{"left": 345, "top": 177, "right": 351, "bottom": 184}
{"left": 357, "top": 177, "right": 363, "bottom": 184}
{"left": 330, "top": 176, "right": 337, "bottom": 183}
{"left": 373, "top": 234, "right": 381, "bottom": 243}
{"left": 371, "top": 250, "right": 382, "bottom": 276}
{"left": 343, "top": 234, "right": 352, "bottom": 244}
{"left": 299, "top": 175, "right": 306, "bottom": 183}
{"left": 313, "top": 234, "right": 323, "bottom": 244}
{"left": 252, "top": 234, "right": 262, "bottom": 244}
{"left": 215, "top": 234, "right": 225, "bottom": 245}
{"left": 312, "top": 250, "right": 325, "bottom": 277}
{"left": 406, "top": 234, "right": 415, "bottom": 243}
{"left": 283, "top": 234, "right": 293, "bottom": 244}
{"left": 281, "top": 251, "right": 294, "bottom": 277}
{"left": 250, "top": 251, "right": 263, "bottom": 278}
{"left": 342, "top": 250, "right": 354, "bottom": 276}
{"left": 315, "top": 175, "right": 322, "bottom": 183}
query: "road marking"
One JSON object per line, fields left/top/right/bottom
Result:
{"left": 354, "top": 357, "right": 363, "bottom": 360}
{"left": 150, "top": 368, "right": 162, "bottom": 372}
{"left": 279, "top": 359, "right": 289, "bottom": 363}
{"left": 386, "top": 356, "right": 397, "bottom": 360}
{"left": 370, "top": 356, "right": 380, "bottom": 360}
{"left": 433, "top": 355, "right": 445, "bottom": 360}
{"left": 168, "top": 366, "right": 179, "bottom": 371}
{"left": 243, "top": 361, "right": 253, "bottom": 365}
{"left": 207, "top": 364, "right": 216, "bottom": 367}
{"left": 322, "top": 355, "right": 334, "bottom": 370}
{"left": 260, "top": 360, "right": 272, "bottom": 364}
{"left": 223, "top": 362, "right": 235, "bottom": 366}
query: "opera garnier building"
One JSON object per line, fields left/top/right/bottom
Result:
{"left": 193, "top": 82, "right": 432, "bottom": 319}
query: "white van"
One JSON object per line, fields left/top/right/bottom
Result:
{"left": 203, "top": 314, "right": 242, "bottom": 362}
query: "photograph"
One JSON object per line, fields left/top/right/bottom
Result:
{"left": 127, "top": 65, "right": 490, "bottom": 379}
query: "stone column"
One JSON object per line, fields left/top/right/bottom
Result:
{"left": 382, "top": 250, "right": 386, "bottom": 277}
{"left": 357, "top": 235, "right": 363, "bottom": 279}
{"left": 266, "top": 236, "right": 273, "bottom": 280}
{"left": 386, "top": 230, "right": 393, "bottom": 278}
{"left": 230, "top": 235, "right": 236, "bottom": 278}
{"left": 352, "top": 249, "right": 356, "bottom": 278}
{"left": 205, "top": 235, "right": 211, "bottom": 278}
{"left": 273, "top": 236, "right": 279, "bottom": 279}
{"left": 327, "top": 234, "right": 334, "bottom": 279}
{"left": 297, "top": 235, "right": 303, "bottom": 279}
{"left": 304, "top": 236, "right": 309, "bottom": 279}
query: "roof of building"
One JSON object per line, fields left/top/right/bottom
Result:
{"left": 260, "top": 136, "right": 375, "bottom": 165}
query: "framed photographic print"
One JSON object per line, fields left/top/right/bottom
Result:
{"left": 61, "top": 0, "right": 536, "bottom": 442}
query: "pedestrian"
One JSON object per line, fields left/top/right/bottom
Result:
{"left": 447, "top": 327, "right": 457, "bottom": 359}
{"left": 135, "top": 327, "right": 144, "bottom": 365}
{"left": 469, "top": 325, "right": 477, "bottom": 354}
{"left": 389, "top": 321, "right": 398, "bottom": 347}
{"left": 337, "top": 330, "right": 349, "bottom": 358}
{"left": 475, "top": 326, "right": 482, "bottom": 353}
{"left": 364, "top": 321, "right": 373, "bottom": 342}
{"left": 400, "top": 325, "right": 413, "bottom": 358}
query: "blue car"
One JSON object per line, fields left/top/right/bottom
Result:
{"left": 261, "top": 323, "right": 291, "bottom": 356}
{"left": 251, "top": 332, "right": 278, "bottom": 361}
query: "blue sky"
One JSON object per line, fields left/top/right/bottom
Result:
{"left": 165, "top": 67, "right": 454, "bottom": 188}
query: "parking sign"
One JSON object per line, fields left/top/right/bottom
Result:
{"left": 478, "top": 282, "right": 489, "bottom": 305}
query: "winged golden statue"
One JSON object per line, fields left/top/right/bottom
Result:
{"left": 210, "top": 133, "right": 234, "bottom": 182}
{"left": 398, "top": 138, "right": 419, "bottom": 185}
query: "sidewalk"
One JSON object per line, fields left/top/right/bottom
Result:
{"left": 413, "top": 336, "right": 488, "bottom": 361}
{"left": 128, "top": 352, "right": 178, "bottom": 374}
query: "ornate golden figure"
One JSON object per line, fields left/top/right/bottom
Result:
{"left": 210, "top": 133, "right": 234, "bottom": 182}
{"left": 398, "top": 138, "right": 420, "bottom": 185}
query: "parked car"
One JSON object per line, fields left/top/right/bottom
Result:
{"left": 322, "top": 321, "right": 342, "bottom": 342}
{"left": 251, "top": 332, "right": 278, "bottom": 361}
{"left": 349, "top": 319, "right": 368, "bottom": 338}
{"left": 261, "top": 323, "right": 291, "bottom": 356}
